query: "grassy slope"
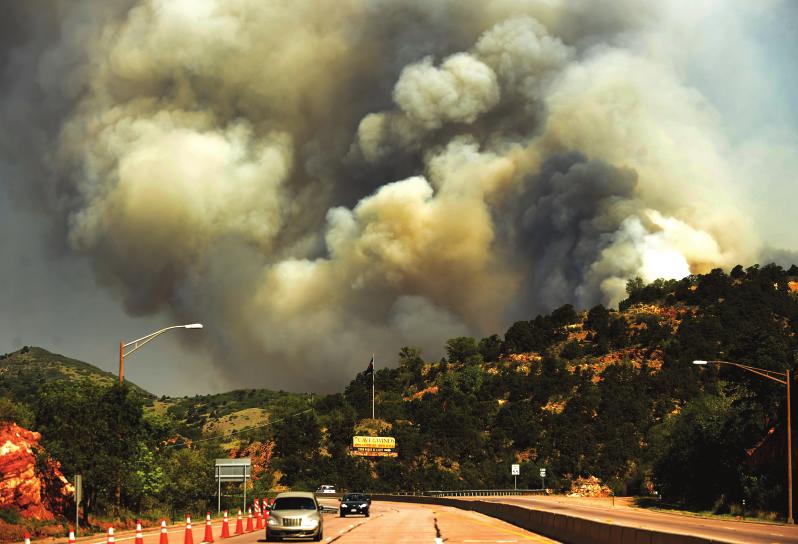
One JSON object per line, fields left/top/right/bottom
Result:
{"left": 156, "top": 388, "right": 311, "bottom": 445}
{"left": 0, "top": 346, "right": 152, "bottom": 403}
{"left": 0, "top": 346, "right": 308, "bottom": 448}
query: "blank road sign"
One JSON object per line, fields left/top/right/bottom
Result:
{"left": 215, "top": 458, "right": 251, "bottom": 481}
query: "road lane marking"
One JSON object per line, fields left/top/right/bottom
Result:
{"left": 325, "top": 512, "right": 380, "bottom": 543}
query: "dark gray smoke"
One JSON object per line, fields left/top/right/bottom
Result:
{"left": 501, "top": 153, "right": 639, "bottom": 317}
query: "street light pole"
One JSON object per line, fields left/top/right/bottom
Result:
{"left": 694, "top": 359, "right": 794, "bottom": 524}
{"left": 119, "top": 323, "right": 204, "bottom": 382}
{"left": 119, "top": 341, "right": 124, "bottom": 384}
{"left": 113, "top": 323, "right": 204, "bottom": 516}
{"left": 789, "top": 369, "right": 793, "bottom": 524}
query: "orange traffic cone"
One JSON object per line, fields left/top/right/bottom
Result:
{"left": 220, "top": 511, "right": 230, "bottom": 538}
{"left": 160, "top": 519, "right": 169, "bottom": 544}
{"left": 203, "top": 512, "right": 214, "bottom": 543}
{"left": 184, "top": 516, "right": 193, "bottom": 544}
{"left": 246, "top": 508, "right": 253, "bottom": 532}
{"left": 135, "top": 521, "right": 144, "bottom": 544}
{"left": 234, "top": 510, "right": 243, "bottom": 535}
{"left": 107, "top": 527, "right": 115, "bottom": 544}
{"left": 23, "top": 532, "right": 31, "bottom": 544}
{"left": 68, "top": 528, "right": 76, "bottom": 544}
{"left": 255, "top": 499, "right": 263, "bottom": 530}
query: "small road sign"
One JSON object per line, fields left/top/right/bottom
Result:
{"left": 540, "top": 468, "right": 546, "bottom": 477}
{"left": 511, "top": 464, "right": 520, "bottom": 475}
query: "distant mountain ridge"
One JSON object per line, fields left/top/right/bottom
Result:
{"left": 0, "top": 346, "right": 152, "bottom": 404}
{"left": 0, "top": 346, "right": 308, "bottom": 445}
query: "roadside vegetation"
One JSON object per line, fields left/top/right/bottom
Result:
{"left": 2, "top": 263, "right": 798, "bottom": 528}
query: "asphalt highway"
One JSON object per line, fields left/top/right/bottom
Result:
{"left": 475, "top": 495, "right": 798, "bottom": 544}
{"left": 60, "top": 500, "right": 558, "bottom": 544}
{"left": 49, "top": 495, "right": 798, "bottom": 544}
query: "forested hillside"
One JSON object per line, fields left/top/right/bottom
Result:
{"left": 3, "top": 263, "right": 798, "bottom": 528}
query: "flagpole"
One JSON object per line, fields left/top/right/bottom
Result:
{"left": 372, "top": 353, "right": 375, "bottom": 420}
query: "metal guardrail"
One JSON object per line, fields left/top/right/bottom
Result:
{"left": 388, "top": 489, "right": 545, "bottom": 497}
{"left": 313, "top": 489, "right": 545, "bottom": 499}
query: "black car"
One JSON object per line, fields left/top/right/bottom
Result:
{"left": 338, "top": 493, "right": 371, "bottom": 517}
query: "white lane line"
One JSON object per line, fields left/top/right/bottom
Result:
{"left": 463, "top": 539, "right": 518, "bottom": 544}
{"left": 87, "top": 527, "right": 206, "bottom": 544}
{"left": 434, "top": 538, "right": 443, "bottom": 544}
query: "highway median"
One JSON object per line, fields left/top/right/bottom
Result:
{"left": 370, "top": 494, "right": 735, "bottom": 544}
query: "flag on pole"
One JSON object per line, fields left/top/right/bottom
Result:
{"left": 365, "top": 354, "right": 374, "bottom": 374}
{"left": 367, "top": 354, "right": 375, "bottom": 420}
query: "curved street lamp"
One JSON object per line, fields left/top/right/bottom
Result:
{"left": 693, "top": 359, "right": 793, "bottom": 523}
{"left": 119, "top": 323, "right": 204, "bottom": 382}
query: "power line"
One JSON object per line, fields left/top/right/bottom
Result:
{"left": 163, "top": 407, "right": 313, "bottom": 449}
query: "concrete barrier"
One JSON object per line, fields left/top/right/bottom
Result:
{"left": 370, "top": 494, "right": 732, "bottom": 544}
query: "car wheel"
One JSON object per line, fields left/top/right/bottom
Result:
{"left": 340, "top": 512, "right": 345, "bottom": 517}
{"left": 365, "top": 511, "right": 370, "bottom": 517}
{"left": 313, "top": 528, "right": 323, "bottom": 541}
{"left": 265, "top": 530, "right": 281, "bottom": 542}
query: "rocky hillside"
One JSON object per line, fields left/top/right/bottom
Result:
{"left": 0, "top": 422, "right": 74, "bottom": 541}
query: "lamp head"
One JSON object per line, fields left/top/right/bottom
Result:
{"left": 692, "top": 360, "right": 708, "bottom": 365}
{"left": 184, "top": 323, "right": 204, "bottom": 329}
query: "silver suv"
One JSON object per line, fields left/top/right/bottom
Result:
{"left": 266, "top": 491, "right": 324, "bottom": 541}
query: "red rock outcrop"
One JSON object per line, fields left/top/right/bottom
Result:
{"left": 568, "top": 475, "right": 612, "bottom": 497}
{"left": 0, "top": 422, "right": 74, "bottom": 520}
{"left": 228, "top": 440, "right": 275, "bottom": 482}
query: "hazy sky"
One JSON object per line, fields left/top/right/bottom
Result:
{"left": 0, "top": 0, "right": 796, "bottom": 396}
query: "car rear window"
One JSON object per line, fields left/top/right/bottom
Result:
{"left": 272, "top": 497, "right": 317, "bottom": 510}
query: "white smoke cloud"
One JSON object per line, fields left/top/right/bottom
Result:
{"left": 474, "top": 17, "right": 573, "bottom": 102}
{"left": 0, "top": 0, "right": 791, "bottom": 391}
{"left": 393, "top": 53, "right": 500, "bottom": 129}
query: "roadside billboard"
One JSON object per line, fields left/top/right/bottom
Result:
{"left": 351, "top": 436, "right": 398, "bottom": 457}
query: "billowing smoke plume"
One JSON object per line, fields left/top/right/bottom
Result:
{"left": 0, "top": 0, "right": 769, "bottom": 390}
